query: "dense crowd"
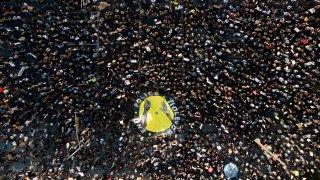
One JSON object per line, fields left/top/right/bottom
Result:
{"left": 0, "top": 0, "right": 319, "bottom": 179}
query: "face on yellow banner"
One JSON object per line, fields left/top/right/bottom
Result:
{"left": 139, "top": 96, "right": 174, "bottom": 132}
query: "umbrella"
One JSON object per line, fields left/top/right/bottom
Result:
{"left": 224, "top": 162, "right": 238, "bottom": 179}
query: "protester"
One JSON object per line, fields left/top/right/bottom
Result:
{"left": 0, "top": 0, "right": 319, "bottom": 179}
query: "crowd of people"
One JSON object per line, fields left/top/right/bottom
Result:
{"left": 0, "top": 0, "right": 319, "bottom": 179}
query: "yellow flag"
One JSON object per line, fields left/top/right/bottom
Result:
{"left": 3, "top": 99, "right": 11, "bottom": 110}
{"left": 292, "top": 170, "right": 299, "bottom": 177}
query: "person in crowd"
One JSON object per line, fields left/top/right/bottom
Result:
{"left": 0, "top": 0, "right": 319, "bottom": 179}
